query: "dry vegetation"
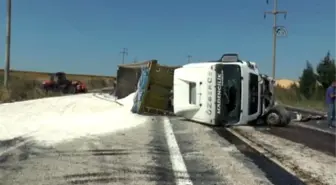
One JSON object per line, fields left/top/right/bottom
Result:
{"left": 275, "top": 84, "right": 325, "bottom": 111}
{"left": 0, "top": 75, "right": 114, "bottom": 103}
{"left": 0, "top": 76, "right": 58, "bottom": 102}
{"left": 0, "top": 69, "right": 115, "bottom": 86}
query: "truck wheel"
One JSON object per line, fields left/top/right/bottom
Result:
{"left": 68, "top": 85, "right": 77, "bottom": 94}
{"left": 265, "top": 105, "right": 291, "bottom": 126}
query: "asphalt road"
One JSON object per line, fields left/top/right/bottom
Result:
{"left": 0, "top": 117, "right": 304, "bottom": 185}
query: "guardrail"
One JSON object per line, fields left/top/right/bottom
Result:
{"left": 89, "top": 87, "right": 114, "bottom": 93}
{"left": 283, "top": 104, "right": 326, "bottom": 116}
{"left": 282, "top": 104, "right": 327, "bottom": 123}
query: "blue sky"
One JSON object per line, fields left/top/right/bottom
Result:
{"left": 0, "top": 0, "right": 334, "bottom": 79}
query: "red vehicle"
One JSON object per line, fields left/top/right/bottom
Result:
{"left": 42, "top": 72, "right": 87, "bottom": 94}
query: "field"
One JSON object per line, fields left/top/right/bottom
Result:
{"left": 0, "top": 69, "right": 115, "bottom": 88}
{"left": 0, "top": 69, "right": 116, "bottom": 102}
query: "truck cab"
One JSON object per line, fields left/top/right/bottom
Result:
{"left": 173, "top": 53, "right": 286, "bottom": 126}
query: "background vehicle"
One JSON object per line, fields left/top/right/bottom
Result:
{"left": 173, "top": 53, "right": 291, "bottom": 127}
{"left": 42, "top": 72, "right": 87, "bottom": 94}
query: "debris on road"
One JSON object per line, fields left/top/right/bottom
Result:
{"left": 0, "top": 93, "right": 147, "bottom": 146}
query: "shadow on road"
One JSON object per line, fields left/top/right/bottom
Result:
{"left": 0, "top": 136, "right": 52, "bottom": 173}
{"left": 175, "top": 118, "right": 307, "bottom": 185}
{"left": 261, "top": 124, "right": 336, "bottom": 157}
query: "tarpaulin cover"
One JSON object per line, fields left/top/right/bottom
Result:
{"left": 131, "top": 67, "right": 150, "bottom": 113}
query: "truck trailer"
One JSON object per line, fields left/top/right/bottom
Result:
{"left": 114, "top": 54, "right": 291, "bottom": 127}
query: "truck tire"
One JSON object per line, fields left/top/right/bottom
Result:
{"left": 265, "top": 104, "right": 291, "bottom": 126}
{"left": 61, "top": 85, "right": 76, "bottom": 94}
{"left": 68, "top": 85, "right": 77, "bottom": 94}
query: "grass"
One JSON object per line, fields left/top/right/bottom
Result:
{"left": 275, "top": 85, "right": 326, "bottom": 112}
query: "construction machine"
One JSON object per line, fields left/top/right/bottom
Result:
{"left": 42, "top": 72, "right": 87, "bottom": 94}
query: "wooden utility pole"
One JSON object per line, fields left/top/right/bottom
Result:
{"left": 4, "top": 0, "right": 12, "bottom": 88}
{"left": 120, "top": 48, "right": 128, "bottom": 64}
{"left": 187, "top": 55, "right": 192, "bottom": 63}
{"left": 264, "top": 0, "right": 288, "bottom": 79}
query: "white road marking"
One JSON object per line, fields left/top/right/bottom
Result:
{"left": 163, "top": 117, "right": 193, "bottom": 185}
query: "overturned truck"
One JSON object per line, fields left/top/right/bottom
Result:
{"left": 114, "top": 60, "right": 179, "bottom": 115}
{"left": 114, "top": 54, "right": 291, "bottom": 127}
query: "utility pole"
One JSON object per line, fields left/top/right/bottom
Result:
{"left": 4, "top": 0, "right": 12, "bottom": 88}
{"left": 120, "top": 48, "right": 128, "bottom": 64}
{"left": 187, "top": 55, "right": 192, "bottom": 63}
{"left": 264, "top": 0, "right": 288, "bottom": 79}
{"left": 133, "top": 57, "right": 137, "bottom": 63}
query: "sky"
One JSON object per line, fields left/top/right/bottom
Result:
{"left": 0, "top": 0, "right": 334, "bottom": 79}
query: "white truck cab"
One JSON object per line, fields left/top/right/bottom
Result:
{"left": 173, "top": 53, "right": 289, "bottom": 126}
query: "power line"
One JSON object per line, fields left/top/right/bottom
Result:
{"left": 120, "top": 48, "right": 128, "bottom": 64}
{"left": 264, "top": 0, "right": 288, "bottom": 79}
{"left": 187, "top": 55, "right": 192, "bottom": 63}
{"left": 4, "top": 0, "right": 12, "bottom": 88}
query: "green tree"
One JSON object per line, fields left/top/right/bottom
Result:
{"left": 316, "top": 51, "right": 336, "bottom": 90}
{"left": 299, "top": 61, "right": 316, "bottom": 99}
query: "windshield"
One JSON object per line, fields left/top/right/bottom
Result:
{"left": 214, "top": 64, "right": 241, "bottom": 124}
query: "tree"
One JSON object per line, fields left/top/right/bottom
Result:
{"left": 299, "top": 61, "right": 316, "bottom": 99}
{"left": 316, "top": 51, "right": 336, "bottom": 90}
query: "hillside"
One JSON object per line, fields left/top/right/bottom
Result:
{"left": 0, "top": 69, "right": 115, "bottom": 84}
